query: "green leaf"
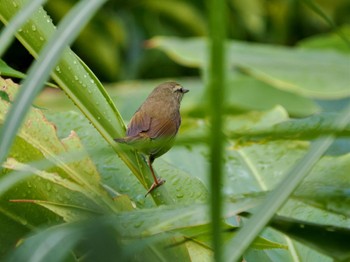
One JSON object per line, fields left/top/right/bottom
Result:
{"left": 294, "top": 154, "right": 350, "bottom": 217}
{"left": 298, "top": 24, "right": 350, "bottom": 53}
{"left": 0, "top": 60, "right": 57, "bottom": 87}
{"left": 0, "top": 0, "right": 47, "bottom": 56}
{"left": 19, "top": 200, "right": 101, "bottom": 222}
{"left": 0, "top": 60, "right": 26, "bottom": 79}
{"left": 149, "top": 37, "right": 350, "bottom": 99}
{"left": 104, "top": 200, "right": 256, "bottom": 238}
{"left": 178, "top": 224, "right": 287, "bottom": 252}
{"left": 226, "top": 109, "right": 350, "bottom": 141}
{"left": 225, "top": 75, "right": 320, "bottom": 117}
{"left": 270, "top": 215, "right": 350, "bottom": 262}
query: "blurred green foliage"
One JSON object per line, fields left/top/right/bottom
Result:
{"left": 3, "top": 0, "right": 350, "bottom": 82}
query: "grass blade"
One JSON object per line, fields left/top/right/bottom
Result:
{"left": 0, "top": 0, "right": 47, "bottom": 56}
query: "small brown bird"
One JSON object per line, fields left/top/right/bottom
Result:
{"left": 115, "top": 82, "right": 189, "bottom": 196}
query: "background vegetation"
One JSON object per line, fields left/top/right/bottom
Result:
{"left": 0, "top": 0, "right": 349, "bottom": 261}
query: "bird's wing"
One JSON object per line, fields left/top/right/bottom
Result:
{"left": 144, "top": 117, "right": 180, "bottom": 157}
{"left": 146, "top": 116, "right": 179, "bottom": 140}
{"left": 126, "top": 110, "right": 151, "bottom": 137}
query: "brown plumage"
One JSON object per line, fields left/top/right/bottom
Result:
{"left": 115, "top": 81, "right": 189, "bottom": 196}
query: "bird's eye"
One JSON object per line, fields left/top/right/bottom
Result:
{"left": 173, "top": 85, "right": 182, "bottom": 92}
{"left": 172, "top": 84, "right": 188, "bottom": 94}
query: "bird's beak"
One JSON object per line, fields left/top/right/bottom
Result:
{"left": 182, "top": 88, "right": 189, "bottom": 93}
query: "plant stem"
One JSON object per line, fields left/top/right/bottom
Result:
{"left": 208, "top": 0, "right": 226, "bottom": 261}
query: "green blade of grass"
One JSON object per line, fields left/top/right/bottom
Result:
{"left": 224, "top": 102, "right": 350, "bottom": 262}
{"left": 0, "top": 0, "right": 106, "bottom": 167}
{"left": 0, "top": 0, "right": 47, "bottom": 56}
{"left": 207, "top": 0, "right": 226, "bottom": 261}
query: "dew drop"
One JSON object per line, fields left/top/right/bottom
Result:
{"left": 172, "top": 177, "right": 180, "bottom": 185}
{"left": 120, "top": 185, "right": 129, "bottom": 192}
{"left": 176, "top": 193, "right": 184, "bottom": 199}
{"left": 31, "top": 25, "right": 37, "bottom": 32}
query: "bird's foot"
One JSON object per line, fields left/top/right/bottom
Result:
{"left": 145, "top": 178, "right": 166, "bottom": 197}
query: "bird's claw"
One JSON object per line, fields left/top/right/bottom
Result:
{"left": 145, "top": 178, "right": 166, "bottom": 197}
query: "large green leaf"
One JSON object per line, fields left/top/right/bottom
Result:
{"left": 149, "top": 37, "right": 350, "bottom": 99}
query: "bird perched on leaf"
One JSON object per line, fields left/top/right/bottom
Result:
{"left": 115, "top": 81, "right": 189, "bottom": 196}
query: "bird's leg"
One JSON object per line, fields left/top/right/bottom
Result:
{"left": 145, "top": 156, "right": 166, "bottom": 197}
